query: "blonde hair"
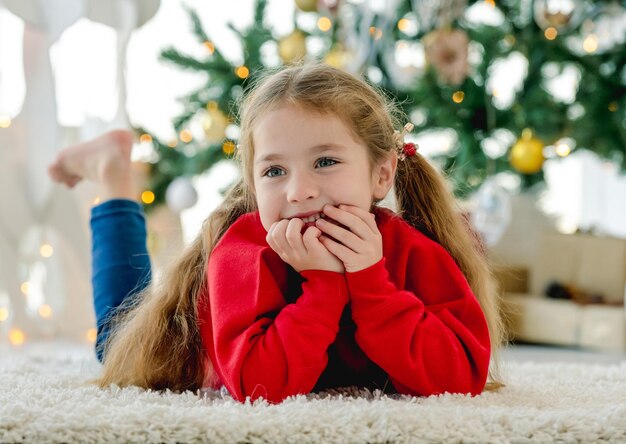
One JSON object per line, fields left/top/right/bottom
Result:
{"left": 98, "top": 62, "right": 504, "bottom": 392}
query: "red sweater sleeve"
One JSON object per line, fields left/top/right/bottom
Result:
{"left": 345, "top": 216, "right": 491, "bottom": 397}
{"left": 204, "top": 216, "right": 349, "bottom": 403}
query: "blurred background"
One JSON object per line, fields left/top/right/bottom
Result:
{"left": 0, "top": 0, "right": 625, "bottom": 356}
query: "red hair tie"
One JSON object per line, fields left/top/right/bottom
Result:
{"left": 396, "top": 123, "right": 418, "bottom": 161}
{"left": 402, "top": 142, "right": 417, "bottom": 158}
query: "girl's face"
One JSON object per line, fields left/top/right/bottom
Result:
{"left": 252, "top": 104, "right": 396, "bottom": 232}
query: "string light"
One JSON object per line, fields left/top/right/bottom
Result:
{"left": 86, "top": 328, "right": 98, "bottom": 343}
{"left": 608, "top": 102, "right": 618, "bottom": 112}
{"left": 369, "top": 27, "right": 383, "bottom": 40}
{"left": 203, "top": 41, "right": 215, "bottom": 54}
{"left": 452, "top": 91, "right": 465, "bottom": 104}
{"left": 583, "top": 34, "right": 598, "bottom": 53}
{"left": 317, "top": 17, "right": 332, "bottom": 32}
{"left": 40, "top": 243, "right": 54, "bottom": 258}
{"left": 555, "top": 142, "right": 572, "bottom": 157}
{"left": 93, "top": 196, "right": 101, "bottom": 205}
{"left": 485, "top": 0, "right": 496, "bottom": 7}
{"left": 9, "top": 329, "right": 25, "bottom": 346}
{"left": 223, "top": 141, "right": 236, "bottom": 155}
{"left": 235, "top": 66, "right": 249, "bottom": 79}
{"left": 0, "top": 115, "right": 11, "bottom": 128}
{"left": 544, "top": 27, "right": 558, "bottom": 40}
{"left": 20, "top": 282, "right": 30, "bottom": 296}
{"left": 397, "top": 19, "right": 410, "bottom": 32}
{"left": 141, "top": 191, "right": 155, "bottom": 204}
{"left": 38, "top": 304, "right": 53, "bottom": 319}
{"left": 179, "top": 129, "right": 193, "bottom": 143}
{"left": 0, "top": 308, "right": 9, "bottom": 322}
{"left": 167, "top": 140, "right": 178, "bottom": 148}
{"left": 139, "top": 134, "right": 152, "bottom": 143}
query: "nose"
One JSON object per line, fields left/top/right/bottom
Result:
{"left": 286, "top": 171, "right": 319, "bottom": 203}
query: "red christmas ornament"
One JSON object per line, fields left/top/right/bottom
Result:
{"left": 403, "top": 142, "right": 417, "bottom": 157}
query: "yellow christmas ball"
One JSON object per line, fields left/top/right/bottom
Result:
{"left": 324, "top": 44, "right": 354, "bottom": 69}
{"left": 278, "top": 30, "right": 307, "bottom": 64}
{"left": 509, "top": 129, "right": 545, "bottom": 174}
{"left": 202, "top": 103, "right": 229, "bottom": 143}
{"left": 295, "top": 0, "right": 318, "bottom": 12}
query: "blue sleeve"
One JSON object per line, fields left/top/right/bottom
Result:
{"left": 90, "top": 199, "right": 152, "bottom": 362}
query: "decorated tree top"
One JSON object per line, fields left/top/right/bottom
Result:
{"left": 137, "top": 0, "right": 626, "bottom": 210}
{"left": 378, "top": 0, "right": 626, "bottom": 195}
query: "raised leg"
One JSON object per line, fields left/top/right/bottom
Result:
{"left": 49, "top": 130, "right": 152, "bottom": 362}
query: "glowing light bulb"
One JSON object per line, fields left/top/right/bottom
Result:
{"left": 0, "top": 116, "right": 11, "bottom": 128}
{"left": 397, "top": 19, "right": 410, "bottom": 32}
{"left": 555, "top": 143, "right": 572, "bottom": 157}
{"left": 0, "top": 308, "right": 9, "bottom": 322}
{"left": 86, "top": 328, "right": 98, "bottom": 343}
{"left": 20, "top": 282, "right": 30, "bottom": 295}
{"left": 369, "top": 27, "right": 383, "bottom": 40}
{"left": 204, "top": 41, "right": 215, "bottom": 54}
{"left": 179, "top": 130, "right": 193, "bottom": 143}
{"left": 544, "top": 27, "right": 557, "bottom": 40}
{"left": 235, "top": 66, "right": 249, "bottom": 79}
{"left": 40, "top": 243, "right": 54, "bottom": 258}
{"left": 318, "top": 17, "right": 332, "bottom": 32}
{"left": 452, "top": 91, "right": 465, "bottom": 104}
{"left": 140, "top": 134, "right": 153, "bottom": 143}
{"left": 9, "top": 329, "right": 26, "bottom": 346}
{"left": 38, "top": 304, "right": 53, "bottom": 319}
{"left": 141, "top": 191, "right": 155, "bottom": 204}
{"left": 583, "top": 34, "right": 598, "bottom": 53}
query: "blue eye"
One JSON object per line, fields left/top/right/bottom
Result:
{"left": 316, "top": 157, "right": 338, "bottom": 168}
{"left": 263, "top": 166, "right": 285, "bottom": 178}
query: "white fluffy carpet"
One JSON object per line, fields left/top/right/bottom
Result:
{"left": 1, "top": 349, "right": 626, "bottom": 443}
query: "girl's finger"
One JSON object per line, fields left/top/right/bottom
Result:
{"left": 340, "top": 205, "right": 378, "bottom": 233}
{"left": 320, "top": 235, "right": 355, "bottom": 263}
{"left": 266, "top": 222, "right": 279, "bottom": 250}
{"left": 269, "top": 219, "right": 290, "bottom": 252}
{"left": 315, "top": 217, "right": 362, "bottom": 252}
{"left": 302, "top": 226, "right": 323, "bottom": 252}
{"left": 285, "top": 218, "right": 306, "bottom": 251}
{"left": 322, "top": 205, "right": 373, "bottom": 239}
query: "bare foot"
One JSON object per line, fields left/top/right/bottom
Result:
{"left": 49, "top": 130, "right": 135, "bottom": 200}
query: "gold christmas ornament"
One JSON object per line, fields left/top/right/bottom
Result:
{"left": 423, "top": 28, "right": 469, "bottom": 86}
{"left": 202, "top": 105, "right": 229, "bottom": 143}
{"left": 278, "top": 30, "right": 307, "bottom": 64}
{"left": 324, "top": 44, "right": 354, "bottom": 69}
{"left": 223, "top": 141, "right": 236, "bottom": 155}
{"left": 509, "top": 129, "right": 545, "bottom": 174}
{"left": 295, "top": 0, "right": 318, "bottom": 12}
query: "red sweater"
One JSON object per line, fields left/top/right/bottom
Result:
{"left": 198, "top": 207, "right": 491, "bottom": 403}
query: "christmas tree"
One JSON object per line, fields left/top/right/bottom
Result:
{"left": 138, "top": 0, "right": 626, "bottom": 209}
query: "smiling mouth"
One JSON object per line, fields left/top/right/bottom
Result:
{"left": 290, "top": 211, "right": 348, "bottom": 236}
{"left": 296, "top": 213, "right": 326, "bottom": 224}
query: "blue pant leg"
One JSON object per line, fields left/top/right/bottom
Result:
{"left": 90, "top": 199, "right": 152, "bottom": 362}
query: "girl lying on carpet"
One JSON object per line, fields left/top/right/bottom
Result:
{"left": 48, "top": 63, "right": 503, "bottom": 403}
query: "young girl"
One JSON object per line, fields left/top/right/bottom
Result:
{"left": 49, "top": 63, "right": 503, "bottom": 403}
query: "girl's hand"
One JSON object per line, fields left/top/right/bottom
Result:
{"left": 315, "top": 205, "right": 382, "bottom": 273}
{"left": 266, "top": 218, "right": 345, "bottom": 273}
